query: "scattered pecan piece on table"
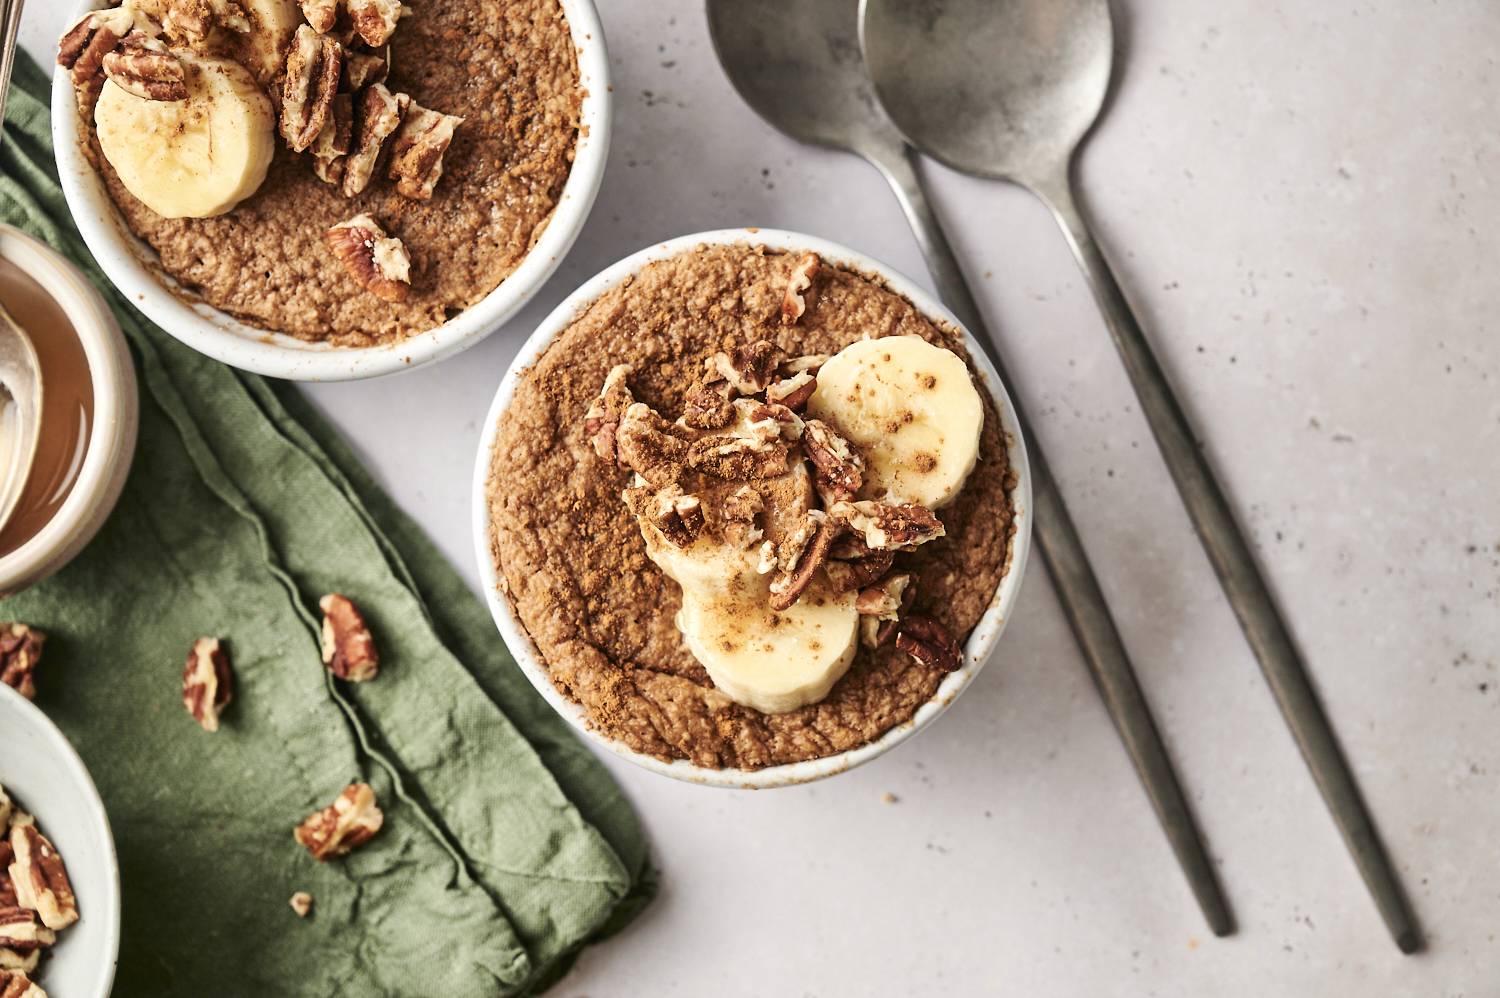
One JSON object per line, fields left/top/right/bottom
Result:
{"left": 894, "top": 614, "right": 963, "bottom": 671}
{"left": 280, "top": 24, "right": 343, "bottom": 152}
{"left": 289, "top": 891, "right": 314, "bottom": 917}
{"left": 319, "top": 594, "right": 379, "bottom": 682}
{"left": 294, "top": 783, "right": 383, "bottom": 860}
{"left": 342, "top": 83, "right": 408, "bottom": 197}
{"left": 780, "top": 252, "right": 820, "bottom": 324}
{"left": 583, "top": 364, "right": 635, "bottom": 464}
{"left": 182, "top": 636, "right": 233, "bottom": 732}
{"left": 325, "top": 213, "right": 411, "bottom": 304}
{"left": 102, "top": 35, "right": 187, "bottom": 101}
{"left": 802, "top": 419, "right": 864, "bottom": 504}
{"left": 0, "top": 626, "right": 44, "bottom": 701}
{"left": 831, "top": 499, "right": 944, "bottom": 551}
{"left": 7, "top": 820, "right": 78, "bottom": 931}
{"left": 388, "top": 102, "right": 465, "bottom": 200}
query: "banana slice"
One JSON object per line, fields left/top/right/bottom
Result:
{"left": 678, "top": 586, "right": 859, "bottom": 714}
{"left": 232, "top": 0, "right": 302, "bottom": 83}
{"left": 95, "top": 55, "right": 275, "bottom": 219}
{"left": 127, "top": 0, "right": 299, "bottom": 83}
{"left": 805, "top": 335, "right": 984, "bottom": 509}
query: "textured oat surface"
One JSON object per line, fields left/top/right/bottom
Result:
{"left": 487, "top": 244, "right": 1015, "bottom": 770}
{"left": 86, "top": 0, "right": 581, "bottom": 346}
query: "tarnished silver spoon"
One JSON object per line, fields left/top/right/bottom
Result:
{"left": 859, "top": 0, "right": 1418, "bottom": 952}
{"left": 707, "top": 0, "right": 1232, "bottom": 936}
{"left": 0, "top": 0, "right": 44, "bottom": 534}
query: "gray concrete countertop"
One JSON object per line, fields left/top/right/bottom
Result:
{"left": 23, "top": 2, "right": 1499, "bottom": 995}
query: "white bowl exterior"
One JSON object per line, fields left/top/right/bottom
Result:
{"left": 472, "top": 229, "right": 1034, "bottom": 789}
{"left": 0, "top": 226, "right": 138, "bottom": 594}
{"left": 0, "top": 685, "right": 121, "bottom": 997}
{"left": 52, "top": 0, "right": 612, "bottom": 382}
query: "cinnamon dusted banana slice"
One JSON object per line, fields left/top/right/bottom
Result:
{"left": 95, "top": 54, "right": 274, "bottom": 218}
{"left": 805, "top": 334, "right": 984, "bottom": 509}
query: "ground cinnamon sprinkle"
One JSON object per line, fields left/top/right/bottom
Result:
{"left": 487, "top": 244, "right": 1016, "bottom": 770}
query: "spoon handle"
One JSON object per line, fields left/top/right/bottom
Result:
{"left": 1036, "top": 171, "right": 1420, "bottom": 953}
{"left": 0, "top": 0, "right": 25, "bottom": 130}
{"left": 869, "top": 145, "right": 1233, "bottom": 937}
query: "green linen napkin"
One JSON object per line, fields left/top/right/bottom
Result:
{"left": 0, "top": 53, "right": 654, "bottom": 996}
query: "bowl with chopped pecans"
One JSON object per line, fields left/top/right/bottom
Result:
{"left": 474, "top": 229, "right": 1034, "bottom": 788}
{"left": 52, "top": 0, "right": 611, "bottom": 381}
{"left": 0, "top": 684, "right": 120, "bottom": 997}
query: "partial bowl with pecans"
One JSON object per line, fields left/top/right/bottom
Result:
{"left": 474, "top": 230, "right": 1034, "bottom": 788}
{"left": 51, "top": 0, "right": 611, "bottom": 380}
{"left": 0, "top": 684, "right": 120, "bottom": 998}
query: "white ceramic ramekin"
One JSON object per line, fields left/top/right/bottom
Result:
{"left": 51, "top": 0, "right": 612, "bottom": 382}
{"left": 0, "top": 683, "right": 121, "bottom": 998}
{"left": 472, "top": 229, "right": 1034, "bottom": 789}
{"left": 0, "top": 225, "right": 137, "bottom": 595}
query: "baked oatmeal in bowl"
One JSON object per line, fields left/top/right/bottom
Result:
{"left": 474, "top": 230, "right": 1033, "bottom": 788}
{"left": 51, "top": 0, "right": 609, "bottom": 380}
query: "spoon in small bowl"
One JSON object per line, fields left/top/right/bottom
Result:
{"left": 859, "top": 0, "right": 1418, "bottom": 952}
{"left": 0, "top": 0, "right": 44, "bottom": 534}
{"left": 707, "top": 0, "right": 1232, "bottom": 936}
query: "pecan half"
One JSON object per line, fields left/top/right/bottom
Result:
{"left": 0, "top": 949, "right": 37, "bottom": 976}
{"left": 57, "top": 8, "right": 139, "bottom": 91}
{"left": 0, "top": 910, "right": 53, "bottom": 954}
{"left": 342, "top": 82, "right": 407, "bottom": 196}
{"left": 325, "top": 213, "right": 411, "bottom": 303}
{"left": 824, "top": 543, "right": 895, "bottom": 593}
{"left": 0, "top": 968, "right": 43, "bottom": 998}
{"left": 294, "top": 783, "right": 384, "bottom": 860}
{"left": 768, "top": 513, "right": 835, "bottom": 611}
{"left": 102, "top": 34, "right": 187, "bottom": 101}
{"left": 721, "top": 486, "right": 764, "bottom": 549}
{"left": 299, "top": 0, "right": 339, "bottom": 34}
{"left": 342, "top": 46, "right": 389, "bottom": 90}
{"left": 388, "top": 101, "right": 465, "bottom": 200}
{"left": 181, "top": 636, "right": 233, "bottom": 732}
{"left": 163, "top": 0, "right": 249, "bottom": 45}
{"left": 894, "top": 614, "right": 963, "bottom": 672}
{"left": 311, "top": 92, "right": 355, "bottom": 184}
{"left": 780, "top": 252, "right": 820, "bottom": 324}
{"left": 831, "top": 499, "right": 944, "bottom": 551}
{"left": 713, "top": 340, "right": 779, "bottom": 395}
{"left": 289, "top": 891, "right": 314, "bottom": 917}
{"left": 802, "top": 419, "right": 863, "bottom": 503}
{"left": 616, "top": 403, "right": 691, "bottom": 487}
{"left": 583, "top": 365, "right": 635, "bottom": 464}
{"left": 319, "top": 594, "right": 379, "bottom": 682}
{"left": 0, "top": 626, "right": 43, "bottom": 701}
{"left": 8, "top": 820, "right": 77, "bottom": 931}
{"left": 347, "top": 0, "right": 403, "bottom": 47}
{"left": 280, "top": 24, "right": 343, "bottom": 152}
{"left": 765, "top": 370, "right": 817, "bottom": 412}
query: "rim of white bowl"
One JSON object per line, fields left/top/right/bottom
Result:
{"left": 0, "top": 683, "right": 121, "bottom": 997}
{"left": 0, "top": 225, "right": 138, "bottom": 594}
{"left": 51, "top": 0, "right": 612, "bottom": 382}
{"left": 471, "top": 228, "right": 1035, "bottom": 789}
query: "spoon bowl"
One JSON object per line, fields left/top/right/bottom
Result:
{"left": 0, "top": 304, "right": 43, "bottom": 533}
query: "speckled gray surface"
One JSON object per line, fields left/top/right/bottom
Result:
{"left": 24, "top": 2, "right": 1500, "bottom": 994}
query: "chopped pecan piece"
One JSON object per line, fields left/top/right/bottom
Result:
{"left": 832, "top": 499, "right": 944, "bottom": 551}
{"left": 765, "top": 371, "right": 817, "bottom": 412}
{"left": 294, "top": 783, "right": 384, "bottom": 860}
{"left": 780, "top": 252, "right": 820, "bottom": 324}
{"left": 325, "top": 213, "right": 411, "bottom": 304}
{"left": 0, "top": 910, "right": 52, "bottom": 954}
{"left": 299, "top": 0, "right": 339, "bottom": 33}
{"left": 388, "top": 102, "right": 465, "bottom": 200}
{"left": 0, "top": 949, "right": 37, "bottom": 976}
{"left": 720, "top": 486, "right": 764, "bottom": 549}
{"left": 860, "top": 575, "right": 916, "bottom": 649}
{"left": 182, "top": 637, "right": 233, "bottom": 732}
{"left": 802, "top": 419, "right": 864, "bottom": 503}
{"left": 747, "top": 401, "right": 803, "bottom": 441}
{"left": 823, "top": 534, "right": 895, "bottom": 593}
{"left": 855, "top": 573, "right": 913, "bottom": 619}
{"left": 768, "top": 513, "right": 835, "bottom": 611}
{"left": 0, "top": 627, "right": 44, "bottom": 701}
{"left": 583, "top": 365, "right": 634, "bottom": 464}
{"left": 894, "top": 614, "right": 963, "bottom": 672}
{"left": 681, "top": 371, "right": 736, "bottom": 430}
{"left": 311, "top": 92, "right": 354, "bottom": 184}
{"left": 8, "top": 820, "right": 77, "bottom": 931}
{"left": 686, "top": 431, "right": 788, "bottom": 481}
{"left": 342, "top": 83, "right": 407, "bottom": 197}
{"left": 163, "top": 0, "right": 249, "bottom": 45}
{"left": 625, "top": 484, "right": 704, "bottom": 549}
{"left": 289, "top": 891, "right": 314, "bottom": 917}
{"left": 616, "top": 403, "right": 690, "bottom": 487}
{"left": 0, "top": 968, "right": 43, "bottom": 998}
{"left": 342, "top": 46, "right": 389, "bottom": 90}
{"left": 779, "top": 353, "right": 829, "bottom": 377}
{"left": 57, "top": 8, "right": 140, "bottom": 91}
{"left": 0, "top": 789, "right": 10, "bottom": 832}
{"left": 713, "top": 340, "right": 779, "bottom": 395}
{"left": 280, "top": 24, "right": 343, "bottom": 152}
{"left": 102, "top": 34, "right": 187, "bottom": 101}
{"left": 320, "top": 594, "right": 379, "bottom": 682}
{"left": 347, "top": 0, "right": 403, "bottom": 47}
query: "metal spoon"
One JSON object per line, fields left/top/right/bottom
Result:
{"left": 707, "top": 0, "right": 1232, "bottom": 936}
{"left": 0, "top": 0, "right": 44, "bottom": 533}
{"left": 859, "top": 0, "right": 1419, "bottom": 953}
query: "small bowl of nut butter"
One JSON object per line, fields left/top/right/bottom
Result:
{"left": 0, "top": 224, "right": 137, "bottom": 595}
